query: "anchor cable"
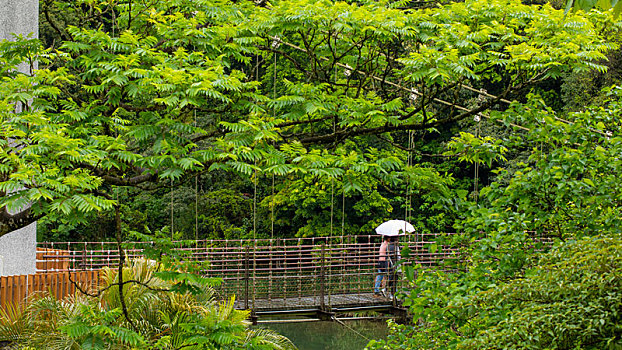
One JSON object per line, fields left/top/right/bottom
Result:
{"left": 331, "top": 315, "right": 372, "bottom": 342}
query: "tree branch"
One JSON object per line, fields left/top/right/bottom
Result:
{"left": 0, "top": 206, "right": 42, "bottom": 239}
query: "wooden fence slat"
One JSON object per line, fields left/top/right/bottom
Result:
{"left": 32, "top": 273, "right": 39, "bottom": 294}
{"left": 19, "top": 275, "right": 26, "bottom": 307}
{"left": 56, "top": 272, "right": 62, "bottom": 298}
{"left": 66, "top": 272, "right": 71, "bottom": 297}
{"left": 83, "top": 271, "right": 88, "bottom": 293}
{"left": 10, "top": 276, "right": 16, "bottom": 310}
{"left": 58, "top": 272, "right": 63, "bottom": 298}
{"left": 43, "top": 273, "right": 49, "bottom": 296}
{"left": 57, "top": 272, "right": 62, "bottom": 298}
{"left": 69, "top": 272, "right": 74, "bottom": 295}
{"left": 4, "top": 276, "right": 10, "bottom": 310}
{"left": 9, "top": 276, "right": 14, "bottom": 309}
{"left": 63, "top": 272, "right": 68, "bottom": 298}
{"left": 27, "top": 273, "right": 32, "bottom": 297}
{"left": 52, "top": 272, "right": 58, "bottom": 298}
{"left": 0, "top": 276, "right": 6, "bottom": 310}
{"left": 60, "top": 272, "right": 65, "bottom": 299}
{"left": 82, "top": 271, "right": 88, "bottom": 294}
{"left": 70, "top": 272, "right": 76, "bottom": 296}
{"left": 2, "top": 276, "right": 8, "bottom": 310}
{"left": 5, "top": 276, "right": 11, "bottom": 310}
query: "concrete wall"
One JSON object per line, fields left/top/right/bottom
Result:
{"left": 0, "top": 0, "right": 39, "bottom": 40}
{"left": 0, "top": 223, "right": 36, "bottom": 276}
{"left": 0, "top": 0, "right": 39, "bottom": 276}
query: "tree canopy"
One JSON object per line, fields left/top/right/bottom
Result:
{"left": 0, "top": 0, "right": 614, "bottom": 238}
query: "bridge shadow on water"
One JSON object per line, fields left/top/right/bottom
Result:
{"left": 256, "top": 319, "right": 388, "bottom": 350}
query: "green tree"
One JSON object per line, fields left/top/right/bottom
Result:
{"left": 460, "top": 234, "right": 621, "bottom": 350}
{"left": 368, "top": 234, "right": 622, "bottom": 350}
{"left": 368, "top": 85, "right": 622, "bottom": 349}
{"left": 0, "top": 0, "right": 612, "bottom": 239}
{"left": 566, "top": 0, "right": 622, "bottom": 18}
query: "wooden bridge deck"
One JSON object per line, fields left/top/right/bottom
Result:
{"left": 234, "top": 292, "right": 392, "bottom": 311}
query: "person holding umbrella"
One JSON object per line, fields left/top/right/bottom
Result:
{"left": 374, "top": 235, "right": 393, "bottom": 297}
{"left": 374, "top": 220, "right": 414, "bottom": 298}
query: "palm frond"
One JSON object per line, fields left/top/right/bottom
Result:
{"left": 0, "top": 302, "right": 31, "bottom": 344}
{"left": 245, "top": 328, "right": 298, "bottom": 350}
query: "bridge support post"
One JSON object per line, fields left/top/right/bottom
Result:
{"left": 391, "top": 306, "right": 410, "bottom": 325}
{"left": 317, "top": 243, "right": 335, "bottom": 321}
{"left": 316, "top": 309, "right": 334, "bottom": 321}
{"left": 244, "top": 246, "right": 249, "bottom": 310}
{"left": 320, "top": 242, "right": 325, "bottom": 311}
{"left": 250, "top": 311, "right": 258, "bottom": 325}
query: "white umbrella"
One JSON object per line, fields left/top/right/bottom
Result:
{"left": 375, "top": 219, "right": 415, "bottom": 236}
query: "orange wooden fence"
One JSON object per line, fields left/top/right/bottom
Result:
{"left": 0, "top": 270, "right": 101, "bottom": 311}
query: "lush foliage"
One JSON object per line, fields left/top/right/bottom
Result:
{"left": 369, "top": 234, "right": 622, "bottom": 349}
{"left": 0, "top": 258, "right": 296, "bottom": 349}
{"left": 566, "top": 0, "right": 622, "bottom": 18}
{"left": 367, "top": 85, "right": 622, "bottom": 349}
{"left": 461, "top": 234, "right": 621, "bottom": 349}
{"left": 1, "top": 0, "right": 615, "bottom": 240}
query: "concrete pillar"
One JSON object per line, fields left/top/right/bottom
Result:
{"left": 0, "top": 0, "right": 39, "bottom": 41}
{"left": 0, "top": 0, "right": 39, "bottom": 276}
{"left": 0, "top": 223, "right": 37, "bottom": 276}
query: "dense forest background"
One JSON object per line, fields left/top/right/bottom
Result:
{"left": 32, "top": 0, "right": 622, "bottom": 243}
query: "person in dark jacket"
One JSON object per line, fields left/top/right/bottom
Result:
{"left": 374, "top": 236, "right": 399, "bottom": 297}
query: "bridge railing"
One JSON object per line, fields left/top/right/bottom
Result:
{"left": 36, "top": 234, "right": 464, "bottom": 309}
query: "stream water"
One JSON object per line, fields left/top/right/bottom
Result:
{"left": 257, "top": 320, "right": 388, "bottom": 350}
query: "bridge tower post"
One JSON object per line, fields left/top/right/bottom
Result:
{"left": 320, "top": 242, "right": 325, "bottom": 311}
{"left": 244, "top": 246, "right": 249, "bottom": 310}
{"left": 317, "top": 241, "right": 336, "bottom": 321}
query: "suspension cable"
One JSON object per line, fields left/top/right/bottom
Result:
{"left": 473, "top": 89, "right": 488, "bottom": 201}
{"left": 170, "top": 178, "right": 174, "bottom": 239}
{"left": 332, "top": 316, "right": 372, "bottom": 342}
{"left": 195, "top": 110, "right": 199, "bottom": 247}
{"left": 271, "top": 42, "right": 278, "bottom": 240}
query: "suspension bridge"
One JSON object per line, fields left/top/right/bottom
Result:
{"left": 17, "top": 234, "right": 463, "bottom": 323}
